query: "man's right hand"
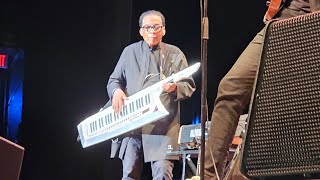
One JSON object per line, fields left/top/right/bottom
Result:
{"left": 112, "top": 89, "right": 128, "bottom": 113}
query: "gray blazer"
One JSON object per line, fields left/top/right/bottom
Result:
{"left": 107, "top": 40, "right": 196, "bottom": 162}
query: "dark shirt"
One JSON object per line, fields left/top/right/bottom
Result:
{"left": 148, "top": 48, "right": 161, "bottom": 75}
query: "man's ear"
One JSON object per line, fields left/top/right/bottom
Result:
{"left": 139, "top": 28, "right": 143, "bottom": 37}
{"left": 162, "top": 27, "right": 166, "bottom": 36}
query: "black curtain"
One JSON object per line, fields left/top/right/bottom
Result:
{"left": 20, "top": 1, "right": 132, "bottom": 180}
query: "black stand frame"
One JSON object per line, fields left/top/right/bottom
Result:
{"left": 200, "top": 0, "right": 209, "bottom": 179}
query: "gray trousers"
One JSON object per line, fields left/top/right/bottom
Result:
{"left": 121, "top": 136, "right": 174, "bottom": 180}
{"left": 204, "top": 26, "right": 266, "bottom": 180}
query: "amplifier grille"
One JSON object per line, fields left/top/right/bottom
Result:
{"left": 241, "top": 12, "right": 320, "bottom": 178}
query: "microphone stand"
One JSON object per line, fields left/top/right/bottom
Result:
{"left": 200, "top": 0, "right": 209, "bottom": 179}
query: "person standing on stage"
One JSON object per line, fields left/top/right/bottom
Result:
{"left": 204, "top": 0, "right": 320, "bottom": 179}
{"left": 107, "top": 10, "right": 196, "bottom": 180}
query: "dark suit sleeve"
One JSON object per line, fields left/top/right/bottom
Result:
{"left": 174, "top": 52, "right": 196, "bottom": 101}
{"left": 107, "top": 48, "right": 127, "bottom": 100}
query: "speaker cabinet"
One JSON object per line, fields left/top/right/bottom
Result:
{"left": 0, "top": 136, "right": 24, "bottom": 180}
{"left": 241, "top": 12, "right": 320, "bottom": 179}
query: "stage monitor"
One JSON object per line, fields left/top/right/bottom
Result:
{"left": 0, "top": 136, "right": 24, "bottom": 180}
{"left": 241, "top": 12, "right": 320, "bottom": 179}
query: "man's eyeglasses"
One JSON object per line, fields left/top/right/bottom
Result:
{"left": 141, "top": 24, "right": 163, "bottom": 33}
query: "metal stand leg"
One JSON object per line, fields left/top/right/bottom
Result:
{"left": 182, "top": 152, "right": 186, "bottom": 180}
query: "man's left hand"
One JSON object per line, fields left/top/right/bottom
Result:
{"left": 162, "top": 82, "right": 177, "bottom": 93}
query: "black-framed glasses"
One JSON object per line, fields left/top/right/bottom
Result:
{"left": 141, "top": 24, "right": 163, "bottom": 33}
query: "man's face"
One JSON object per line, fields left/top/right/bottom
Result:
{"left": 139, "top": 15, "right": 166, "bottom": 48}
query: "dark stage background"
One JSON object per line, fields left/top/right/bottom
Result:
{"left": 0, "top": 0, "right": 265, "bottom": 179}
